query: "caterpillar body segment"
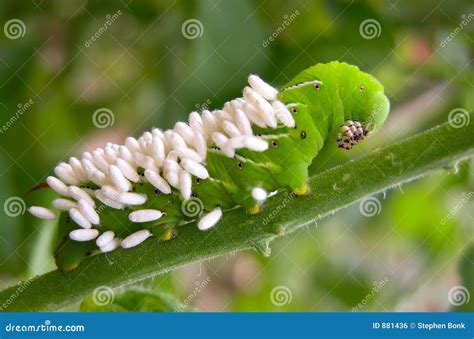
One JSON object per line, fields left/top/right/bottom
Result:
{"left": 28, "top": 61, "right": 390, "bottom": 271}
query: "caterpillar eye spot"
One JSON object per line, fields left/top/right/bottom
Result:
{"left": 291, "top": 107, "right": 298, "bottom": 114}
{"left": 359, "top": 85, "right": 365, "bottom": 92}
{"left": 271, "top": 140, "right": 278, "bottom": 148}
{"left": 255, "top": 133, "right": 262, "bottom": 137}
{"left": 191, "top": 193, "right": 198, "bottom": 197}
{"left": 300, "top": 131, "right": 307, "bottom": 139}
{"left": 237, "top": 161, "right": 244, "bottom": 170}
{"left": 154, "top": 189, "right": 160, "bottom": 195}
{"left": 195, "top": 178, "right": 201, "bottom": 184}
{"left": 314, "top": 84, "right": 321, "bottom": 90}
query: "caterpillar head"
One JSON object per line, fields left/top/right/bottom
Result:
{"left": 278, "top": 61, "right": 390, "bottom": 150}
{"left": 350, "top": 72, "right": 390, "bottom": 132}
{"left": 334, "top": 67, "right": 389, "bottom": 150}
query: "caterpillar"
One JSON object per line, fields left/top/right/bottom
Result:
{"left": 27, "top": 61, "right": 390, "bottom": 271}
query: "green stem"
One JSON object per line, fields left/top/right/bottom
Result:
{"left": 1, "top": 116, "right": 473, "bottom": 311}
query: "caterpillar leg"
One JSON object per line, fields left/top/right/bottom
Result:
{"left": 54, "top": 237, "right": 97, "bottom": 272}
{"left": 248, "top": 204, "right": 260, "bottom": 215}
{"left": 54, "top": 213, "right": 98, "bottom": 271}
{"left": 247, "top": 187, "right": 269, "bottom": 214}
{"left": 160, "top": 228, "right": 177, "bottom": 242}
{"left": 336, "top": 120, "right": 368, "bottom": 150}
{"left": 293, "top": 183, "right": 309, "bottom": 196}
{"left": 149, "top": 223, "right": 179, "bottom": 242}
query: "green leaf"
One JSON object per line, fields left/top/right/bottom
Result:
{"left": 0, "top": 114, "right": 472, "bottom": 311}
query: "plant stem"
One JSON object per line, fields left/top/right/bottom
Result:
{"left": 1, "top": 115, "right": 472, "bottom": 311}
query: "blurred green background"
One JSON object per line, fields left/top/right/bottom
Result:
{"left": 0, "top": 0, "right": 472, "bottom": 311}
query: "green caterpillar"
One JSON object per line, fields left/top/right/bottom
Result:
{"left": 28, "top": 61, "right": 390, "bottom": 271}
